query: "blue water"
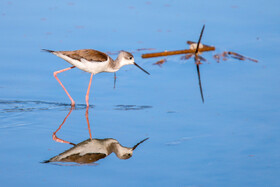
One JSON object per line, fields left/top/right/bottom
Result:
{"left": 0, "top": 0, "right": 280, "bottom": 186}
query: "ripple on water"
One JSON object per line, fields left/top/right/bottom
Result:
{"left": 0, "top": 100, "right": 153, "bottom": 113}
{"left": 0, "top": 100, "right": 93, "bottom": 113}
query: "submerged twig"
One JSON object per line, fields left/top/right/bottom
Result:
{"left": 181, "top": 54, "right": 193, "bottom": 60}
{"left": 194, "top": 25, "right": 205, "bottom": 103}
{"left": 228, "top": 51, "right": 258, "bottom": 62}
{"left": 153, "top": 59, "right": 167, "bottom": 67}
{"left": 213, "top": 51, "right": 258, "bottom": 63}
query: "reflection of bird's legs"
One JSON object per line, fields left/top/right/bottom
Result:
{"left": 85, "top": 106, "right": 93, "bottom": 140}
{"left": 114, "top": 72, "right": 117, "bottom": 89}
{"left": 52, "top": 107, "right": 76, "bottom": 146}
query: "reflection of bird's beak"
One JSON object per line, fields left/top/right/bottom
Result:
{"left": 134, "top": 62, "right": 150, "bottom": 75}
{"left": 132, "top": 137, "right": 149, "bottom": 150}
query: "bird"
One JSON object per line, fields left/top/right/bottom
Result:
{"left": 43, "top": 137, "right": 149, "bottom": 164}
{"left": 42, "top": 49, "right": 150, "bottom": 107}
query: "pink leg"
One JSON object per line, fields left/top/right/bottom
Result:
{"left": 52, "top": 107, "right": 76, "bottom": 146}
{"left": 85, "top": 106, "right": 93, "bottom": 140}
{"left": 85, "top": 73, "right": 94, "bottom": 107}
{"left": 53, "top": 66, "right": 76, "bottom": 106}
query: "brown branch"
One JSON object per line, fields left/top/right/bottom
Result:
{"left": 141, "top": 45, "right": 215, "bottom": 58}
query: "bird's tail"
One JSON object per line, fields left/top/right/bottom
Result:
{"left": 42, "top": 49, "right": 55, "bottom": 53}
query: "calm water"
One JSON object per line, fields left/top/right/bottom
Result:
{"left": 0, "top": 0, "right": 280, "bottom": 186}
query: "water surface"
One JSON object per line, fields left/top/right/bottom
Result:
{"left": 0, "top": 0, "right": 279, "bottom": 186}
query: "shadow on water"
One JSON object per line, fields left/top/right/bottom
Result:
{"left": 0, "top": 100, "right": 152, "bottom": 113}
{"left": 43, "top": 107, "right": 149, "bottom": 166}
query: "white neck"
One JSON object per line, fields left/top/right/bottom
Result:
{"left": 114, "top": 53, "right": 134, "bottom": 69}
{"left": 110, "top": 143, "right": 133, "bottom": 159}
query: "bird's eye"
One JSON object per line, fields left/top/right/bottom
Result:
{"left": 129, "top": 57, "right": 133, "bottom": 60}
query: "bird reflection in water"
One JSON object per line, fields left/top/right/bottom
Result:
{"left": 44, "top": 107, "right": 149, "bottom": 164}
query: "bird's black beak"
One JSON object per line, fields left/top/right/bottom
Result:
{"left": 132, "top": 137, "right": 149, "bottom": 150}
{"left": 134, "top": 62, "right": 150, "bottom": 75}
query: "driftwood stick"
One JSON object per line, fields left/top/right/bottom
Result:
{"left": 141, "top": 45, "right": 215, "bottom": 58}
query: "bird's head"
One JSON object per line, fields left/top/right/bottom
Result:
{"left": 114, "top": 137, "right": 149, "bottom": 160}
{"left": 117, "top": 51, "right": 150, "bottom": 75}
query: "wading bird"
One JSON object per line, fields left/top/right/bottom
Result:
{"left": 43, "top": 49, "right": 150, "bottom": 107}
